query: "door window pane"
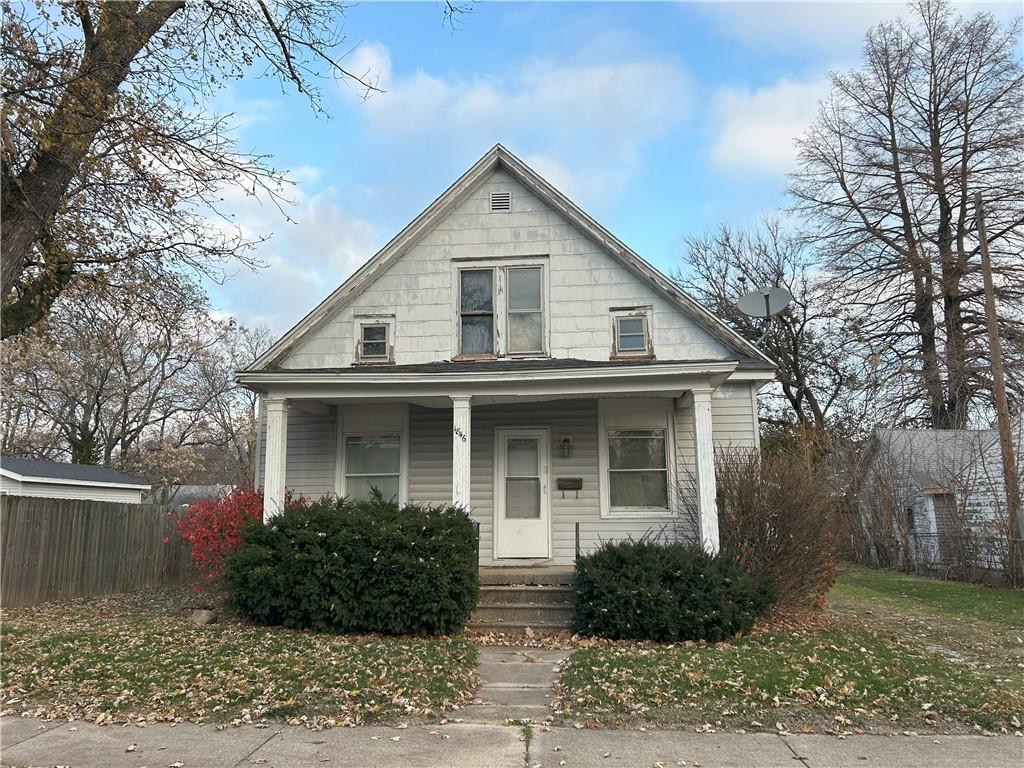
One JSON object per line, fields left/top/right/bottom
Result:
{"left": 460, "top": 270, "right": 493, "bottom": 312}
{"left": 507, "top": 437, "right": 539, "bottom": 476}
{"left": 506, "top": 478, "right": 541, "bottom": 519}
{"left": 461, "top": 315, "right": 494, "bottom": 354}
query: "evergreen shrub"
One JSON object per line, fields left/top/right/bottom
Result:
{"left": 573, "top": 539, "right": 775, "bottom": 642}
{"left": 223, "top": 493, "right": 478, "bottom": 635}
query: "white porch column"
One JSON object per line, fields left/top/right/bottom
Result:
{"left": 451, "top": 395, "right": 472, "bottom": 510}
{"left": 263, "top": 397, "right": 289, "bottom": 522}
{"left": 691, "top": 387, "right": 720, "bottom": 554}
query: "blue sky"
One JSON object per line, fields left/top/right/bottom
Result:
{"left": 207, "top": 1, "right": 1021, "bottom": 334}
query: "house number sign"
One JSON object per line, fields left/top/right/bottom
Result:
{"left": 453, "top": 426, "right": 467, "bottom": 442}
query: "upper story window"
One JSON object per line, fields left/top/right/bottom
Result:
{"left": 456, "top": 261, "right": 548, "bottom": 358}
{"left": 459, "top": 269, "right": 494, "bottom": 355}
{"left": 507, "top": 267, "right": 543, "bottom": 354}
{"left": 611, "top": 308, "right": 653, "bottom": 358}
{"left": 355, "top": 319, "right": 393, "bottom": 364}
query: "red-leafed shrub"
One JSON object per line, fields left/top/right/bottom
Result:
{"left": 173, "top": 489, "right": 264, "bottom": 583}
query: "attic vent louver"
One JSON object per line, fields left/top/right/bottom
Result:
{"left": 490, "top": 191, "right": 512, "bottom": 212}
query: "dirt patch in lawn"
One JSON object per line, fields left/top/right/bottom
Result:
{"left": 0, "top": 587, "right": 478, "bottom": 729}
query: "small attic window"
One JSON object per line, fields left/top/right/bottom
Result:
{"left": 489, "top": 191, "right": 512, "bottom": 212}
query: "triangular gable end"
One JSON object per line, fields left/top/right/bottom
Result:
{"left": 247, "top": 144, "right": 774, "bottom": 371}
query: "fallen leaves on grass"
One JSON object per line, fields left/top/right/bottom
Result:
{"left": 553, "top": 622, "right": 1024, "bottom": 735}
{"left": 465, "top": 629, "right": 596, "bottom": 650}
{"left": 0, "top": 587, "right": 478, "bottom": 729}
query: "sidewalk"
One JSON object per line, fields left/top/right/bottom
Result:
{"left": 2, "top": 717, "right": 1021, "bottom": 768}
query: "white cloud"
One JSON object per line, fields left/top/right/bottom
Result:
{"left": 342, "top": 41, "right": 694, "bottom": 204}
{"left": 700, "top": 1, "right": 1020, "bottom": 56}
{"left": 205, "top": 178, "right": 378, "bottom": 334}
{"left": 709, "top": 77, "right": 830, "bottom": 175}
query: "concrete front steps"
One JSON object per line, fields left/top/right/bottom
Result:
{"left": 469, "top": 566, "right": 575, "bottom": 633}
{"left": 457, "top": 646, "right": 571, "bottom": 723}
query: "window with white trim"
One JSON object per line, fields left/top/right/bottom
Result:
{"left": 459, "top": 268, "right": 495, "bottom": 355}
{"left": 607, "top": 428, "right": 669, "bottom": 510}
{"left": 344, "top": 434, "right": 401, "bottom": 501}
{"left": 507, "top": 266, "right": 544, "bottom": 354}
{"left": 357, "top": 322, "right": 390, "bottom": 363}
{"left": 612, "top": 312, "right": 651, "bottom": 357}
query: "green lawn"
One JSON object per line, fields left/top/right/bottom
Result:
{"left": 555, "top": 568, "right": 1024, "bottom": 734}
{"left": 831, "top": 567, "right": 1024, "bottom": 627}
{"left": 829, "top": 566, "right": 1023, "bottom": 676}
{"left": 0, "top": 587, "right": 477, "bottom": 727}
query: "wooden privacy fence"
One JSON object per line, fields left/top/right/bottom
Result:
{"left": 1, "top": 495, "right": 191, "bottom": 607}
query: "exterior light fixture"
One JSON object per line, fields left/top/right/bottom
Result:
{"left": 560, "top": 434, "right": 574, "bottom": 458}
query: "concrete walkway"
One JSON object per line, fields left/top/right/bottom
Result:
{"left": 2, "top": 717, "right": 1021, "bottom": 768}
{"left": 456, "top": 645, "right": 570, "bottom": 723}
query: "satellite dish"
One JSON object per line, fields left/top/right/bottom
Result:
{"left": 736, "top": 286, "right": 792, "bottom": 318}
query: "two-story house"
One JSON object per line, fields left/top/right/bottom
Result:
{"left": 238, "top": 145, "right": 776, "bottom": 565}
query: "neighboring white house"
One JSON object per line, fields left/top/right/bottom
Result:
{"left": 0, "top": 457, "right": 151, "bottom": 504}
{"left": 237, "top": 144, "right": 777, "bottom": 565}
{"left": 967, "top": 413, "right": 1024, "bottom": 545}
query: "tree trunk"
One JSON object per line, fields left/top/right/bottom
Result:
{"left": 0, "top": 2, "right": 184, "bottom": 307}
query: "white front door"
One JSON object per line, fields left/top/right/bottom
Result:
{"left": 495, "top": 428, "right": 550, "bottom": 559}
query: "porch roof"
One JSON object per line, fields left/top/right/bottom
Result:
{"left": 237, "top": 357, "right": 771, "bottom": 406}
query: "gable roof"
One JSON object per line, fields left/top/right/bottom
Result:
{"left": 247, "top": 144, "right": 776, "bottom": 372}
{"left": 0, "top": 456, "right": 151, "bottom": 489}
{"left": 867, "top": 428, "right": 997, "bottom": 491}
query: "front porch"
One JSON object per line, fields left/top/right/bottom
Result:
{"left": 244, "top": 359, "right": 760, "bottom": 566}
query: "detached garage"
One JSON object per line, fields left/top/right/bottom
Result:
{"left": 0, "top": 457, "right": 150, "bottom": 504}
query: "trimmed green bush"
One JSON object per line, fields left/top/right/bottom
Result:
{"left": 222, "top": 494, "right": 479, "bottom": 635}
{"left": 573, "top": 539, "right": 775, "bottom": 642}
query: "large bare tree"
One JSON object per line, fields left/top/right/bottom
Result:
{"left": 0, "top": 1, "right": 396, "bottom": 337}
{"left": 0, "top": 271, "right": 263, "bottom": 494}
{"left": 790, "top": 0, "right": 1024, "bottom": 429}
{"left": 678, "top": 221, "right": 867, "bottom": 437}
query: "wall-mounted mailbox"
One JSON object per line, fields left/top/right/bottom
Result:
{"left": 557, "top": 477, "right": 583, "bottom": 491}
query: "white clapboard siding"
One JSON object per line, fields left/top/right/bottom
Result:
{"left": 280, "top": 168, "right": 735, "bottom": 369}
{"left": 409, "top": 399, "right": 701, "bottom": 565}
{"left": 256, "top": 405, "right": 336, "bottom": 500}
{"left": 711, "top": 382, "right": 759, "bottom": 448}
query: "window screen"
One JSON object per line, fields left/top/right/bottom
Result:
{"left": 460, "top": 269, "right": 494, "bottom": 355}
